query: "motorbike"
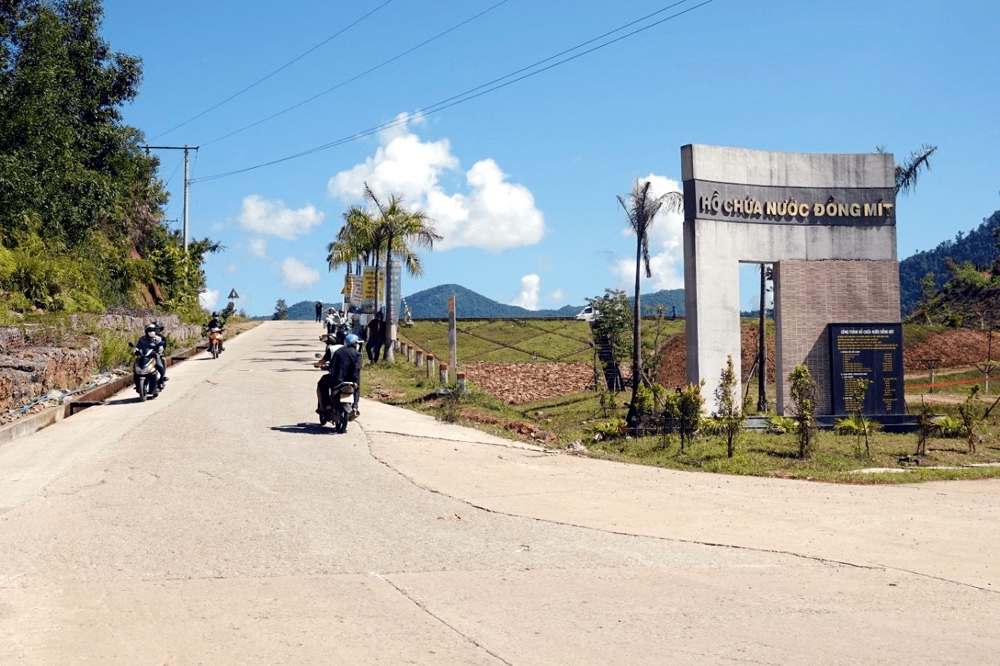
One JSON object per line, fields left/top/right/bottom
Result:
{"left": 318, "top": 376, "right": 356, "bottom": 433}
{"left": 208, "top": 327, "right": 223, "bottom": 359}
{"left": 133, "top": 346, "right": 162, "bottom": 401}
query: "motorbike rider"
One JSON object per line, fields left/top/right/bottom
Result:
{"left": 332, "top": 333, "right": 363, "bottom": 424}
{"left": 207, "top": 312, "right": 225, "bottom": 352}
{"left": 324, "top": 307, "right": 343, "bottom": 337}
{"left": 314, "top": 333, "right": 342, "bottom": 413}
{"left": 135, "top": 323, "right": 167, "bottom": 390}
{"left": 315, "top": 333, "right": 362, "bottom": 422}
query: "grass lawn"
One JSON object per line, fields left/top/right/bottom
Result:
{"left": 361, "top": 355, "right": 1000, "bottom": 485}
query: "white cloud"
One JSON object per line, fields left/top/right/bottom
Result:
{"left": 613, "top": 174, "right": 685, "bottom": 291}
{"left": 280, "top": 257, "right": 321, "bottom": 290}
{"left": 510, "top": 274, "right": 540, "bottom": 310}
{"left": 328, "top": 116, "right": 545, "bottom": 252}
{"left": 199, "top": 289, "right": 219, "bottom": 311}
{"left": 247, "top": 238, "right": 268, "bottom": 259}
{"left": 238, "top": 195, "right": 324, "bottom": 240}
{"left": 549, "top": 289, "right": 565, "bottom": 303}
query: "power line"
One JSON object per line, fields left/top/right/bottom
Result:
{"left": 193, "top": 0, "right": 716, "bottom": 184}
{"left": 200, "top": 0, "right": 509, "bottom": 148}
{"left": 150, "top": 0, "right": 396, "bottom": 141}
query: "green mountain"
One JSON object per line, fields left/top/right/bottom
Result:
{"left": 899, "top": 209, "right": 1000, "bottom": 314}
{"left": 404, "top": 284, "right": 685, "bottom": 319}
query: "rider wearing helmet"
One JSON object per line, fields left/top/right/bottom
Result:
{"left": 135, "top": 323, "right": 167, "bottom": 389}
{"left": 334, "top": 333, "right": 363, "bottom": 417}
{"left": 207, "top": 312, "right": 225, "bottom": 352}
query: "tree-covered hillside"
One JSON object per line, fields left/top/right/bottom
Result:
{"left": 0, "top": 0, "right": 215, "bottom": 320}
{"left": 899, "top": 209, "right": 1000, "bottom": 314}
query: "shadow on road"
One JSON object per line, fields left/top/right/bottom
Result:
{"left": 270, "top": 423, "right": 340, "bottom": 435}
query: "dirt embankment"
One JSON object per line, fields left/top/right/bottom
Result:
{"left": 443, "top": 327, "right": 996, "bottom": 407}
{"left": 903, "top": 328, "right": 995, "bottom": 373}
{"left": 656, "top": 325, "right": 776, "bottom": 390}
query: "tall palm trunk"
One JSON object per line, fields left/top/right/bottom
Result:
{"left": 626, "top": 234, "right": 643, "bottom": 426}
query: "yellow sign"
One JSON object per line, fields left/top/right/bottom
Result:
{"left": 362, "top": 268, "right": 383, "bottom": 301}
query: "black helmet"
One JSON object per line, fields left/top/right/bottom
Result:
{"left": 212, "top": 312, "right": 218, "bottom": 317}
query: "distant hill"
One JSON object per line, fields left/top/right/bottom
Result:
{"left": 281, "top": 285, "right": 686, "bottom": 321}
{"left": 405, "top": 284, "right": 573, "bottom": 318}
{"left": 405, "top": 284, "right": 685, "bottom": 319}
{"left": 899, "top": 209, "right": 1000, "bottom": 314}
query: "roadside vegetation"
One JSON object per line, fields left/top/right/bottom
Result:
{"left": 0, "top": 1, "right": 219, "bottom": 324}
{"left": 362, "top": 317, "right": 1000, "bottom": 485}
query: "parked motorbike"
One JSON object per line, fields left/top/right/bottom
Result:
{"left": 133, "top": 346, "right": 162, "bottom": 401}
{"left": 208, "top": 327, "right": 223, "bottom": 359}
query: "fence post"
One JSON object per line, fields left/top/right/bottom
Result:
{"left": 439, "top": 362, "right": 448, "bottom": 384}
{"left": 457, "top": 371, "right": 466, "bottom": 393}
{"left": 415, "top": 349, "right": 424, "bottom": 367}
{"left": 426, "top": 353, "right": 434, "bottom": 378}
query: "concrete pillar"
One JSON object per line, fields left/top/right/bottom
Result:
{"left": 426, "top": 353, "right": 434, "bottom": 378}
{"left": 439, "top": 362, "right": 448, "bottom": 384}
{"left": 415, "top": 349, "right": 424, "bottom": 367}
{"left": 457, "top": 371, "right": 466, "bottom": 393}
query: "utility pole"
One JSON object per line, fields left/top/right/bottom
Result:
{"left": 143, "top": 145, "right": 199, "bottom": 253}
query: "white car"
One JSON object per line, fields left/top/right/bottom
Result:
{"left": 574, "top": 306, "right": 598, "bottom": 322}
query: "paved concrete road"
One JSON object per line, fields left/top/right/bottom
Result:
{"left": 1, "top": 321, "right": 998, "bottom": 665}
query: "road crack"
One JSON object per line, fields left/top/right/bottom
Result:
{"left": 370, "top": 572, "right": 513, "bottom": 665}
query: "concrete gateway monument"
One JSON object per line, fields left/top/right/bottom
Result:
{"left": 681, "top": 144, "right": 902, "bottom": 416}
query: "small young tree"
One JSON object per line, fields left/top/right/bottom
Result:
{"left": 273, "top": 298, "right": 289, "bottom": 320}
{"left": 849, "top": 378, "right": 876, "bottom": 458}
{"left": 789, "top": 364, "right": 818, "bottom": 458}
{"left": 957, "top": 385, "right": 984, "bottom": 454}
{"left": 588, "top": 289, "right": 632, "bottom": 394}
{"left": 664, "top": 383, "right": 703, "bottom": 453}
{"left": 713, "top": 355, "right": 744, "bottom": 458}
{"left": 914, "top": 399, "right": 935, "bottom": 456}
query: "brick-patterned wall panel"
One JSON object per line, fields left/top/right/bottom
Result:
{"left": 776, "top": 260, "right": 900, "bottom": 414}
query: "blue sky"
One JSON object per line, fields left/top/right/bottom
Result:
{"left": 101, "top": 0, "right": 1000, "bottom": 316}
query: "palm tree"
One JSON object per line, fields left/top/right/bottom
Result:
{"left": 327, "top": 205, "right": 381, "bottom": 311}
{"left": 618, "top": 179, "right": 683, "bottom": 428}
{"left": 876, "top": 144, "right": 937, "bottom": 195}
{"left": 364, "top": 184, "right": 440, "bottom": 361}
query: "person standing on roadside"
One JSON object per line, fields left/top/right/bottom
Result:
{"left": 315, "top": 301, "right": 323, "bottom": 323}
{"left": 366, "top": 311, "right": 385, "bottom": 362}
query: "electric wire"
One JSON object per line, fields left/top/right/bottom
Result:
{"left": 192, "top": 0, "right": 715, "bottom": 184}
{"left": 150, "top": 0, "right": 396, "bottom": 141}
{"left": 162, "top": 154, "right": 185, "bottom": 187}
{"left": 201, "top": 0, "right": 510, "bottom": 148}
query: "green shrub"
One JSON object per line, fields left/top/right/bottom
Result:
{"left": 766, "top": 415, "right": 798, "bottom": 434}
{"left": 834, "top": 414, "right": 883, "bottom": 436}
{"left": 96, "top": 330, "right": 135, "bottom": 371}
{"left": 931, "top": 415, "right": 965, "bottom": 438}
{"left": 593, "top": 418, "right": 627, "bottom": 440}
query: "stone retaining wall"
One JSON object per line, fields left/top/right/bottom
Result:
{"left": 0, "top": 313, "right": 202, "bottom": 414}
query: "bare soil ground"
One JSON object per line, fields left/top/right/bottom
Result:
{"left": 463, "top": 362, "right": 594, "bottom": 404}
{"left": 656, "top": 326, "right": 776, "bottom": 390}
{"left": 447, "top": 328, "right": 995, "bottom": 406}
{"left": 903, "top": 328, "right": 994, "bottom": 374}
